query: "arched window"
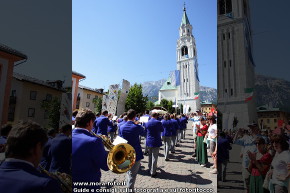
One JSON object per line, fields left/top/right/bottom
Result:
{"left": 181, "top": 46, "right": 188, "bottom": 57}
{"left": 218, "top": 0, "right": 232, "bottom": 15}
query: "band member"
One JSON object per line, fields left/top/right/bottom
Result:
{"left": 39, "top": 128, "right": 56, "bottom": 170}
{"left": 180, "top": 114, "right": 188, "bottom": 140}
{"left": 0, "top": 124, "right": 12, "bottom": 153}
{"left": 161, "top": 114, "right": 173, "bottom": 161}
{"left": 140, "top": 110, "right": 151, "bottom": 155}
{"left": 196, "top": 118, "right": 208, "bottom": 167}
{"left": 48, "top": 124, "right": 72, "bottom": 174}
{"left": 170, "top": 114, "right": 179, "bottom": 153}
{"left": 93, "top": 110, "right": 110, "bottom": 136}
{"left": 0, "top": 121, "right": 61, "bottom": 193}
{"left": 145, "top": 112, "right": 163, "bottom": 177}
{"left": 107, "top": 114, "right": 117, "bottom": 142}
{"left": 72, "top": 109, "right": 109, "bottom": 189}
{"left": 119, "top": 109, "right": 145, "bottom": 191}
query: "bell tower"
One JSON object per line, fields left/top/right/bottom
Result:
{"left": 176, "top": 5, "right": 200, "bottom": 113}
{"left": 217, "top": 0, "right": 257, "bottom": 129}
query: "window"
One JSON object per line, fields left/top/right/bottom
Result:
{"left": 167, "top": 82, "right": 171, "bottom": 85}
{"left": 224, "top": 61, "right": 226, "bottom": 68}
{"left": 28, "top": 108, "right": 35, "bottom": 117}
{"left": 181, "top": 46, "right": 188, "bottom": 57}
{"left": 184, "top": 79, "right": 185, "bottom": 82}
{"left": 229, "top": 60, "right": 232, "bottom": 67}
{"left": 219, "top": 0, "right": 232, "bottom": 15}
{"left": 274, "top": 119, "right": 277, "bottom": 123}
{"left": 30, "top": 91, "right": 37, "bottom": 100}
{"left": 46, "top": 94, "right": 52, "bottom": 101}
{"left": 225, "top": 89, "right": 227, "bottom": 93}
{"left": 187, "top": 29, "right": 189, "bottom": 33}
{"left": 231, "top": 89, "right": 233, "bottom": 96}
{"left": 95, "top": 95, "right": 98, "bottom": 99}
{"left": 87, "top": 94, "right": 91, "bottom": 99}
{"left": 228, "top": 32, "right": 231, "bottom": 39}
{"left": 11, "top": 90, "right": 16, "bottom": 97}
{"left": 223, "top": 34, "right": 225, "bottom": 40}
{"left": 86, "top": 102, "right": 90, "bottom": 107}
{"left": 194, "top": 49, "right": 196, "bottom": 56}
{"left": 187, "top": 78, "right": 188, "bottom": 82}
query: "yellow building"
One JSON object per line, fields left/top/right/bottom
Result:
{"left": 8, "top": 72, "right": 65, "bottom": 128}
{"left": 201, "top": 102, "right": 216, "bottom": 114}
{"left": 76, "top": 85, "right": 104, "bottom": 113}
{"left": 257, "top": 105, "right": 290, "bottom": 130}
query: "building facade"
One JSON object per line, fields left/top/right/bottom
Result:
{"left": 158, "top": 6, "right": 200, "bottom": 113}
{"left": 217, "top": 0, "right": 257, "bottom": 129}
{"left": 201, "top": 102, "right": 217, "bottom": 114}
{"left": 72, "top": 71, "right": 85, "bottom": 110}
{"left": 0, "top": 44, "right": 27, "bottom": 125}
{"left": 76, "top": 85, "right": 104, "bottom": 113}
{"left": 8, "top": 73, "right": 65, "bottom": 127}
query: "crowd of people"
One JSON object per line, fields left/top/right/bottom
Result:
{"left": 227, "top": 124, "right": 290, "bottom": 193}
{"left": 71, "top": 108, "right": 219, "bottom": 192}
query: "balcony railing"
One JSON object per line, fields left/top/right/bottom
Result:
{"left": 9, "top": 96, "right": 16, "bottom": 104}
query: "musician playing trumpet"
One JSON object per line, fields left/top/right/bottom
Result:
{"left": 72, "top": 109, "right": 109, "bottom": 190}
{"left": 196, "top": 117, "right": 209, "bottom": 167}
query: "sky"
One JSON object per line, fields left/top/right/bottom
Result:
{"left": 0, "top": 0, "right": 72, "bottom": 87}
{"left": 250, "top": 1, "right": 290, "bottom": 80}
{"left": 72, "top": 0, "right": 217, "bottom": 90}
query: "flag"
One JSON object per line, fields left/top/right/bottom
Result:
{"left": 243, "top": 17, "right": 255, "bottom": 67}
{"left": 170, "top": 70, "right": 180, "bottom": 86}
{"left": 194, "top": 92, "right": 199, "bottom": 100}
{"left": 244, "top": 88, "right": 254, "bottom": 102}
{"left": 194, "top": 57, "right": 200, "bottom": 82}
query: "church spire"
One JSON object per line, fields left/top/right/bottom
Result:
{"left": 181, "top": 3, "right": 190, "bottom": 26}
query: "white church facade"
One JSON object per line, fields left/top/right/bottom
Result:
{"left": 157, "top": 6, "right": 201, "bottom": 113}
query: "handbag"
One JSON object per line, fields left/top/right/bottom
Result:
{"left": 263, "top": 170, "right": 271, "bottom": 190}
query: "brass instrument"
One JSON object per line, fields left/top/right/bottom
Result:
{"left": 91, "top": 132, "right": 136, "bottom": 174}
{"left": 39, "top": 165, "right": 72, "bottom": 193}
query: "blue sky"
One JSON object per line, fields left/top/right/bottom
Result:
{"left": 72, "top": 0, "right": 217, "bottom": 90}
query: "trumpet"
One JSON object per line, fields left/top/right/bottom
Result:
{"left": 91, "top": 132, "right": 136, "bottom": 174}
{"left": 39, "top": 165, "right": 72, "bottom": 193}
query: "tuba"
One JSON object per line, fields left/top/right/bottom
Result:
{"left": 39, "top": 165, "right": 72, "bottom": 193}
{"left": 91, "top": 132, "right": 136, "bottom": 174}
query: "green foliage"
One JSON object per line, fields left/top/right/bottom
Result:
{"left": 125, "top": 83, "right": 148, "bottom": 114}
{"left": 41, "top": 97, "right": 61, "bottom": 129}
{"left": 92, "top": 97, "right": 103, "bottom": 114}
{"left": 160, "top": 99, "right": 169, "bottom": 110}
{"left": 146, "top": 101, "right": 154, "bottom": 110}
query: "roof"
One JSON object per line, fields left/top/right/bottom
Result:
{"left": 79, "top": 85, "right": 104, "bottom": 94}
{"left": 13, "top": 72, "right": 66, "bottom": 92}
{"left": 72, "top": 71, "right": 86, "bottom": 78}
{"left": 181, "top": 9, "right": 190, "bottom": 26}
{"left": 0, "top": 43, "right": 27, "bottom": 59}
{"left": 160, "top": 77, "right": 177, "bottom": 91}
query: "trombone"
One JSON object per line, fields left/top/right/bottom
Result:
{"left": 91, "top": 132, "right": 136, "bottom": 174}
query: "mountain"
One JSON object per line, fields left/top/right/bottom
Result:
{"left": 142, "top": 79, "right": 217, "bottom": 103}
{"left": 255, "top": 75, "right": 290, "bottom": 112}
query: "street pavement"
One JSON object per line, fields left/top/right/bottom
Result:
{"left": 101, "top": 121, "right": 217, "bottom": 192}
{"left": 217, "top": 144, "right": 245, "bottom": 193}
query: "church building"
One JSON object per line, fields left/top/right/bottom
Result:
{"left": 157, "top": 6, "right": 200, "bottom": 113}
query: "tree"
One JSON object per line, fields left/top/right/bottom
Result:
{"left": 125, "top": 83, "right": 148, "bottom": 114}
{"left": 146, "top": 101, "right": 154, "bottom": 110}
{"left": 160, "top": 99, "right": 169, "bottom": 110}
{"left": 92, "top": 97, "right": 103, "bottom": 114}
{"left": 41, "top": 97, "right": 61, "bottom": 129}
{"left": 167, "top": 100, "right": 174, "bottom": 113}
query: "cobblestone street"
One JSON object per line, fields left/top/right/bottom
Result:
{"left": 101, "top": 122, "right": 217, "bottom": 192}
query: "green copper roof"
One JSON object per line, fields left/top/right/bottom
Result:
{"left": 160, "top": 77, "right": 177, "bottom": 91}
{"left": 181, "top": 9, "right": 190, "bottom": 26}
